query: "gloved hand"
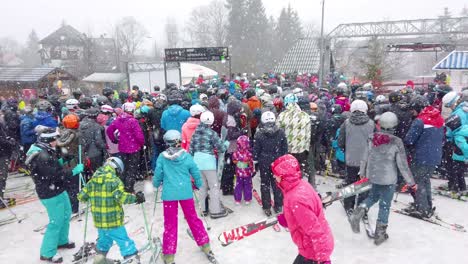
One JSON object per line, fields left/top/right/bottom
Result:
{"left": 58, "top": 158, "right": 65, "bottom": 167}
{"left": 410, "top": 184, "right": 418, "bottom": 192}
{"left": 223, "top": 141, "right": 230, "bottom": 149}
{"left": 72, "top": 164, "right": 85, "bottom": 176}
{"left": 277, "top": 213, "right": 288, "bottom": 228}
{"left": 191, "top": 178, "right": 199, "bottom": 190}
{"left": 135, "top": 191, "right": 145, "bottom": 204}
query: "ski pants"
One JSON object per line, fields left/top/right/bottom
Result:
{"left": 121, "top": 152, "right": 140, "bottom": 193}
{"left": 293, "top": 254, "right": 328, "bottom": 264}
{"left": 291, "top": 151, "right": 308, "bottom": 178}
{"left": 199, "top": 170, "right": 222, "bottom": 214}
{"left": 306, "top": 145, "right": 317, "bottom": 189}
{"left": 96, "top": 226, "right": 137, "bottom": 258}
{"left": 448, "top": 160, "right": 467, "bottom": 192}
{"left": 0, "top": 155, "right": 9, "bottom": 199}
{"left": 65, "top": 171, "right": 80, "bottom": 214}
{"left": 234, "top": 176, "right": 252, "bottom": 202}
{"left": 40, "top": 191, "right": 71, "bottom": 258}
{"left": 411, "top": 164, "right": 435, "bottom": 214}
{"left": 343, "top": 166, "right": 368, "bottom": 211}
{"left": 221, "top": 153, "right": 235, "bottom": 194}
{"left": 259, "top": 163, "right": 283, "bottom": 210}
{"left": 162, "top": 199, "right": 209, "bottom": 255}
{"left": 362, "top": 184, "right": 395, "bottom": 225}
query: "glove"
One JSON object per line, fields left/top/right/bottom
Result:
{"left": 58, "top": 158, "right": 64, "bottom": 167}
{"left": 223, "top": 141, "right": 230, "bottom": 149}
{"left": 135, "top": 191, "right": 145, "bottom": 204}
{"left": 72, "top": 164, "right": 84, "bottom": 176}
{"left": 277, "top": 213, "right": 288, "bottom": 228}
{"left": 410, "top": 184, "right": 418, "bottom": 192}
{"left": 191, "top": 178, "right": 199, "bottom": 190}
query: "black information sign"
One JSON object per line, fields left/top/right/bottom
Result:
{"left": 165, "top": 47, "right": 229, "bottom": 62}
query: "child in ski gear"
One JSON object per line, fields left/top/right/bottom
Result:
{"left": 153, "top": 130, "right": 214, "bottom": 264}
{"left": 189, "top": 111, "right": 229, "bottom": 218}
{"left": 26, "top": 128, "right": 84, "bottom": 263}
{"left": 232, "top": 135, "right": 254, "bottom": 205}
{"left": 445, "top": 115, "right": 467, "bottom": 192}
{"left": 349, "top": 112, "right": 416, "bottom": 245}
{"left": 253, "top": 111, "right": 288, "bottom": 216}
{"left": 78, "top": 157, "right": 145, "bottom": 262}
{"left": 404, "top": 105, "right": 444, "bottom": 218}
{"left": 272, "top": 154, "right": 334, "bottom": 264}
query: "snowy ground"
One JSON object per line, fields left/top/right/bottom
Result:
{"left": 0, "top": 173, "right": 467, "bottom": 264}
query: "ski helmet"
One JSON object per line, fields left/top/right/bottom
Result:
{"left": 350, "top": 100, "right": 368, "bottom": 113}
{"left": 23, "top": 106, "right": 33, "bottom": 114}
{"left": 122, "top": 102, "right": 136, "bottom": 113}
{"left": 261, "top": 111, "right": 276, "bottom": 124}
{"left": 379, "top": 112, "right": 398, "bottom": 130}
{"left": 96, "top": 96, "right": 109, "bottom": 106}
{"left": 105, "top": 157, "right": 124, "bottom": 174}
{"left": 38, "top": 128, "right": 59, "bottom": 143}
{"left": 389, "top": 92, "right": 402, "bottom": 104}
{"left": 63, "top": 114, "right": 80, "bottom": 129}
{"left": 190, "top": 104, "right": 205, "bottom": 117}
{"left": 102, "top": 87, "right": 114, "bottom": 97}
{"left": 375, "top": 95, "right": 387, "bottom": 104}
{"left": 284, "top": 93, "right": 298, "bottom": 105}
{"left": 163, "top": 130, "right": 181, "bottom": 146}
{"left": 85, "top": 108, "right": 100, "bottom": 118}
{"left": 200, "top": 111, "right": 215, "bottom": 126}
{"left": 409, "top": 95, "right": 428, "bottom": 113}
{"left": 79, "top": 97, "right": 93, "bottom": 109}
{"left": 442, "top": 91, "right": 460, "bottom": 108}
{"left": 445, "top": 114, "right": 462, "bottom": 131}
{"left": 72, "top": 89, "right": 83, "bottom": 99}
{"left": 293, "top": 87, "right": 303, "bottom": 97}
{"left": 36, "top": 100, "right": 52, "bottom": 111}
{"left": 66, "top": 99, "right": 79, "bottom": 110}
{"left": 100, "top": 105, "right": 114, "bottom": 113}
{"left": 199, "top": 93, "right": 208, "bottom": 101}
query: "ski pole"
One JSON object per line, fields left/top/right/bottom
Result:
{"left": 394, "top": 192, "right": 400, "bottom": 203}
{"left": 81, "top": 202, "right": 90, "bottom": 262}
{"left": 0, "top": 196, "right": 22, "bottom": 223}
{"left": 141, "top": 203, "right": 154, "bottom": 251}
{"left": 193, "top": 190, "right": 211, "bottom": 231}
{"left": 149, "top": 187, "right": 159, "bottom": 238}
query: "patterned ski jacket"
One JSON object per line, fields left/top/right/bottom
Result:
{"left": 232, "top": 135, "right": 254, "bottom": 178}
{"left": 276, "top": 104, "right": 311, "bottom": 154}
{"left": 78, "top": 165, "right": 137, "bottom": 229}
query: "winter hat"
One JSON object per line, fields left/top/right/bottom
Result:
{"left": 190, "top": 104, "right": 205, "bottom": 117}
{"left": 23, "top": 106, "right": 33, "bottom": 114}
{"left": 271, "top": 154, "right": 302, "bottom": 191}
{"left": 442, "top": 91, "right": 460, "bottom": 108}
{"left": 261, "top": 111, "right": 276, "bottom": 124}
{"left": 122, "top": 102, "right": 136, "bottom": 113}
{"left": 350, "top": 100, "right": 368, "bottom": 113}
{"left": 379, "top": 112, "right": 398, "bottom": 130}
{"left": 200, "top": 111, "right": 215, "bottom": 126}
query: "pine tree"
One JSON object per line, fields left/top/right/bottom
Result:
{"left": 21, "top": 30, "right": 41, "bottom": 67}
{"left": 225, "top": 0, "right": 247, "bottom": 73}
{"left": 276, "top": 4, "right": 303, "bottom": 56}
{"left": 243, "top": 0, "right": 270, "bottom": 73}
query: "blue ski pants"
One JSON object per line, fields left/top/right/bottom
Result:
{"left": 96, "top": 226, "right": 137, "bottom": 258}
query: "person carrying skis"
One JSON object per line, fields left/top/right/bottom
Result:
{"left": 253, "top": 111, "right": 288, "bottom": 216}
{"left": 273, "top": 154, "right": 334, "bottom": 264}
{"left": 189, "top": 111, "right": 229, "bottom": 219}
{"left": 349, "top": 112, "right": 416, "bottom": 245}
{"left": 26, "top": 128, "right": 84, "bottom": 263}
{"left": 232, "top": 135, "right": 254, "bottom": 205}
{"left": 404, "top": 102, "right": 444, "bottom": 218}
{"left": 153, "top": 130, "right": 215, "bottom": 264}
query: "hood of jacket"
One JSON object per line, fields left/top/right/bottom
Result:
{"left": 91, "top": 165, "right": 118, "bottom": 185}
{"left": 20, "top": 114, "right": 34, "bottom": 122}
{"left": 57, "top": 129, "right": 77, "bottom": 147}
{"left": 271, "top": 154, "right": 302, "bottom": 193}
{"left": 184, "top": 117, "right": 201, "bottom": 130}
{"left": 372, "top": 132, "right": 392, "bottom": 147}
{"left": 162, "top": 147, "right": 187, "bottom": 161}
{"left": 168, "top": 105, "right": 183, "bottom": 116}
{"left": 417, "top": 106, "right": 444, "bottom": 128}
{"left": 260, "top": 122, "right": 280, "bottom": 135}
{"left": 208, "top": 96, "right": 220, "bottom": 110}
{"left": 96, "top": 114, "right": 109, "bottom": 126}
{"left": 236, "top": 135, "right": 250, "bottom": 151}
{"left": 79, "top": 117, "right": 98, "bottom": 130}
{"left": 349, "top": 111, "right": 370, "bottom": 125}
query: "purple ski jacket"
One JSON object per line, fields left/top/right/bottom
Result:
{"left": 106, "top": 113, "right": 144, "bottom": 154}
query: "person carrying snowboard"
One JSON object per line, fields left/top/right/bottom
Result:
{"left": 349, "top": 112, "right": 416, "bottom": 245}
{"left": 78, "top": 157, "right": 145, "bottom": 263}
{"left": 153, "top": 130, "right": 215, "bottom": 264}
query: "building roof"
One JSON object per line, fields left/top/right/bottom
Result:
{"left": 40, "top": 25, "right": 85, "bottom": 46}
{"left": 433, "top": 51, "right": 468, "bottom": 70}
{"left": 274, "top": 38, "right": 321, "bottom": 74}
{"left": 82, "top": 73, "right": 126, "bottom": 83}
{"left": 0, "top": 67, "right": 76, "bottom": 82}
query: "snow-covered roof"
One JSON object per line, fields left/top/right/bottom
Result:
{"left": 274, "top": 38, "right": 321, "bottom": 74}
{"left": 433, "top": 51, "right": 468, "bottom": 71}
{"left": 82, "top": 73, "right": 126, "bottom": 83}
{"left": 0, "top": 67, "right": 75, "bottom": 82}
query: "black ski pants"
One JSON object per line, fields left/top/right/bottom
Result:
{"left": 448, "top": 160, "right": 467, "bottom": 192}
{"left": 121, "top": 152, "right": 140, "bottom": 193}
{"left": 343, "top": 165, "right": 368, "bottom": 211}
{"left": 221, "top": 153, "right": 235, "bottom": 194}
{"left": 259, "top": 163, "right": 283, "bottom": 210}
{"left": 293, "top": 254, "right": 325, "bottom": 264}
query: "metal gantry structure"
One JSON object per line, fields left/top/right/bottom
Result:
{"left": 328, "top": 16, "right": 468, "bottom": 38}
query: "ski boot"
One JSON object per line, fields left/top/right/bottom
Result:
{"left": 201, "top": 243, "right": 218, "bottom": 264}
{"left": 349, "top": 205, "right": 367, "bottom": 233}
{"left": 57, "top": 241, "right": 75, "bottom": 249}
{"left": 210, "top": 209, "right": 228, "bottom": 219}
{"left": 263, "top": 208, "right": 272, "bottom": 217}
{"left": 273, "top": 206, "right": 283, "bottom": 214}
{"left": 40, "top": 253, "right": 63, "bottom": 263}
{"left": 374, "top": 222, "right": 389, "bottom": 245}
{"left": 93, "top": 251, "right": 107, "bottom": 264}
{"left": 124, "top": 252, "right": 141, "bottom": 263}
{"left": 162, "top": 254, "right": 175, "bottom": 264}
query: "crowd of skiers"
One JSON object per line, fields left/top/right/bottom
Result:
{"left": 0, "top": 71, "right": 466, "bottom": 264}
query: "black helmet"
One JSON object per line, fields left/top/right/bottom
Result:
{"left": 72, "top": 90, "right": 83, "bottom": 99}
{"left": 85, "top": 107, "right": 100, "bottom": 118}
{"left": 102, "top": 87, "right": 114, "bottom": 97}
{"left": 245, "top": 88, "right": 256, "bottom": 99}
{"left": 445, "top": 115, "right": 462, "bottom": 131}
{"left": 389, "top": 92, "right": 402, "bottom": 104}
{"left": 79, "top": 97, "right": 93, "bottom": 109}
{"left": 409, "top": 95, "right": 428, "bottom": 113}
{"left": 96, "top": 96, "right": 109, "bottom": 106}
{"left": 38, "top": 127, "right": 59, "bottom": 143}
{"left": 36, "top": 100, "right": 52, "bottom": 111}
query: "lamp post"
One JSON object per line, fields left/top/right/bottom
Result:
{"left": 318, "top": 0, "right": 326, "bottom": 88}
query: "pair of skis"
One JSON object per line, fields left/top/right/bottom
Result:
{"left": 252, "top": 189, "right": 281, "bottom": 232}
{"left": 432, "top": 189, "right": 467, "bottom": 202}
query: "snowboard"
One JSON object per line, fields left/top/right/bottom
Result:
{"left": 321, "top": 178, "right": 371, "bottom": 208}
{"left": 218, "top": 217, "right": 279, "bottom": 246}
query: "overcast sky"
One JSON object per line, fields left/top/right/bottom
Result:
{"left": 1, "top": 0, "right": 466, "bottom": 45}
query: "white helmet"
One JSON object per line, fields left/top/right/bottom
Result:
{"left": 122, "top": 102, "right": 136, "bottom": 113}
{"left": 375, "top": 95, "right": 387, "bottom": 104}
{"left": 293, "top": 87, "right": 303, "bottom": 97}
{"left": 350, "top": 100, "right": 368, "bottom": 113}
{"left": 363, "top": 82, "right": 373, "bottom": 91}
{"left": 256, "top": 89, "right": 265, "bottom": 97}
{"left": 337, "top": 82, "right": 348, "bottom": 89}
{"left": 442, "top": 91, "right": 460, "bottom": 108}
{"left": 379, "top": 112, "right": 398, "bottom": 130}
{"left": 261, "top": 111, "right": 276, "bottom": 124}
{"left": 200, "top": 111, "right": 215, "bottom": 126}
{"left": 199, "top": 93, "right": 208, "bottom": 101}
{"left": 190, "top": 104, "right": 205, "bottom": 117}
{"left": 65, "top": 99, "right": 79, "bottom": 110}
